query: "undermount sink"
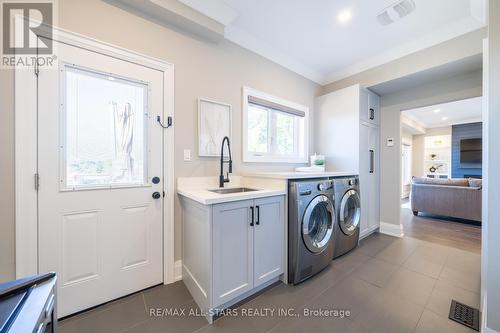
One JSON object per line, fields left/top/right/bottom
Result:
{"left": 208, "top": 187, "right": 258, "bottom": 194}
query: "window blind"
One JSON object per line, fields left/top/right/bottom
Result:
{"left": 248, "top": 95, "right": 305, "bottom": 118}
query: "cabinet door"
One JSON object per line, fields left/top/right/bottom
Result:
{"left": 359, "top": 124, "right": 380, "bottom": 237}
{"left": 368, "top": 126, "right": 380, "bottom": 230}
{"left": 359, "top": 89, "right": 370, "bottom": 124}
{"left": 368, "top": 91, "right": 380, "bottom": 126}
{"left": 253, "top": 196, "right": 285, "bottom": 287}
{"left": 212, "top": 200, "right": 254, "bottom": 307}
{"left": 359, "top": 124, "right": 371, "bottom": 236}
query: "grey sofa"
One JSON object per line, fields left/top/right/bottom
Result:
{"left": 410, "top": 177, "right": 482, "bottom": 222}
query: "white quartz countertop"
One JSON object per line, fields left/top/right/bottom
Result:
{"left": 177, "top": 176, "right": 286, "bottom": 205}
{"left": 243, "top": 171, "right": 358, "bottom": 179}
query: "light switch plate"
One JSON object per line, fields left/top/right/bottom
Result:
{"left": 183, "top": 149, "right": 191, "bottom": 161}
{"left": 386, "top": 138, "right": 395, "bottom": 147}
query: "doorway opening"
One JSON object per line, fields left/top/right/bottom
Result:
{"left": 400, "top": 97, "right": 482, "bottom": 252}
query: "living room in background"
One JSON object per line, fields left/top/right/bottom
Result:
{"left": 398, "top": 96, "right": 483, "bottom": 247}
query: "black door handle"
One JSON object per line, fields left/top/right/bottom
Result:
{"left": 369, "top": 108, "right": 375, "bottom": 120}
{"left": 250, "top": 206, "right": 254, "bottom": 226}
{"left": 256, "top": 206, "right": 260, "bottom": 225}
{"left": 152, "top": 192, "right": 161, "bottom": 199}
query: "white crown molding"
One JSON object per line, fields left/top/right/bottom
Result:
{"left": 224, "top": 25, "right": 325, "bottom": 84}
{"left": 323, "top": 18, "right": 486, "bottom": 85}
{"left": 177, "top": 0, "right": 238, "bottom": 26}
{"left": 172, "top": 0, "right": 324, "bottom": 83}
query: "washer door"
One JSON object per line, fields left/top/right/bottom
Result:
{"left": 339, "top": 189, "right": 361, "bottom": 236}
{"left": 302, "top": 195, "right": 334, "bottom": 253}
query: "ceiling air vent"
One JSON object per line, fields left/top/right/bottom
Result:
{"left": 377, "top": 0, "right": 416, "bottom": 26}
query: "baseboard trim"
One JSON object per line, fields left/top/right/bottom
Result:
{"left": 360, "top": 225, "right": 379, "bottom": 240}
{"left": 379, "top": 221, "right": 404, "bottom": 238}
{"left": 483, "top": 326, "right": 500, "bottom": 333}
{"left": 174, "top": 260, "right": 182, "bottom": 281}
{"left": 482, "top": 294, "right": 500, "bottom": 333}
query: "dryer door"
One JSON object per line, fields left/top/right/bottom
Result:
{"left": 302, "top": 195, "right": 335, "bottom": 253}
{"left": 339, "top": 189, "right": 361, "bottom": 236}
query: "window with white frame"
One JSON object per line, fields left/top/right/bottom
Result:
{"left": 243, "top": 87, "right": 308, "bottom": 163}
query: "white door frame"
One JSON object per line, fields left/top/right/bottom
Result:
{"left": 14, "top": 23, "right": 176, "bottom": 284}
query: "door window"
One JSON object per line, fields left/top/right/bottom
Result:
{"left": 62, "top": 66, "right": 149, "bottom": 189}
{"left": 302, "top": 195, "right": 334, "bottom": 253}
{"left": 340, "top": 190, "right": 361, "bottom": 235}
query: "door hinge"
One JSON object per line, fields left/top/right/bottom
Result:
{"left": 34, "top": 173, "right": 40, "bottom": 190}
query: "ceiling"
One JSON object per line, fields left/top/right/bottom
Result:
{"left": 179, "top": 0, "right": 486, "bottom": 84}
{"left": 402, "top": 96, "right": 482, "bottom": 129}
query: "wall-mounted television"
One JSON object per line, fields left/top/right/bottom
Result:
{"left": 460, "top": 138, "right": 482, "bottom": 164}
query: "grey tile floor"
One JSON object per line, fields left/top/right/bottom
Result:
{"left": 59, "top": 233, "right": 480, "bottom": 333}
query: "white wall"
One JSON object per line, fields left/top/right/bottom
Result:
{"left": 484, "top": 1, "right": 500, "bottom": 331}
{"left": 0, "top": 0, "right": 320, "bottom": 281}
{"left": 401, "top": 131, "right": 413, "bottom": 198}
{"left": 411, "top": 127, "right": 451, "bottom": 178}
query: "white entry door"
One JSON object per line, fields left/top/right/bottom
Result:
{"left": 38, "top": 41, "right": 164, "bottom": 317}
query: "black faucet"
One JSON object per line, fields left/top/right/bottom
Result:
{"left": 219, "top": 136, "right": 233, "bottom": 188}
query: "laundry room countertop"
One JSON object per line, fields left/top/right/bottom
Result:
{"left": 243, "top": 171, "right": 358, "bottom": 179}
{"left": 177, "top": 176, "right": 286, "bottom": 205}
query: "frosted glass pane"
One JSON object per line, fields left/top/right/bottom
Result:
{"left": 64, "top": 67, "right": 147, "bottom": 187}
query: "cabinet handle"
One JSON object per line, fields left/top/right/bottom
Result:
{"left": 256, "top": 205, "right": 260, "bottom": 225}
{"left": 369, "top": 150, "right": 374, "bottom": 174}
{"left": 369, "top": 108, "right": 375, "bottom": 120}
{"left": 250, "top": 206, "right": 254, "bottom": 226}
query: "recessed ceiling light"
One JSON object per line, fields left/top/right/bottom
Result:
{"left": 434, "top": 109, "right": 441, "bottom": 113}
{"left": 337, "top": 9, "right": 352, "bottom": 24}
{"left": 442, "top": 116, "right": 448, "bottom": 121}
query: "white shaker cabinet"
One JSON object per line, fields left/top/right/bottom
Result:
{"left": 181, "top": 195, "right": 285, "bottom": 323}
{"left": 212, "top": 200, "right": 254, "bottom": 307}
{"left": 253, "top": 196, "right": 285, "bottom": 287}
{"left": 315, "top": 84, "right": 381, "bottom": 239}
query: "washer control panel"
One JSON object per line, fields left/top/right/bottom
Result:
{"left": 318, "top": 180, "right": 333, "bottom": 191}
